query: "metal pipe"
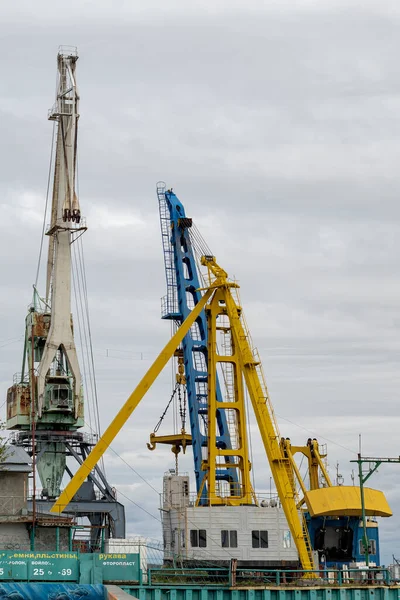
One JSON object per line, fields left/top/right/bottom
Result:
{"left": 30, "top": 323, "right": 36, "bottom": 550}
{"left": 357, "top": 453, "right": 369, "bottom": 566}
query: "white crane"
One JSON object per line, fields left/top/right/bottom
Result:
{"left": 37, "top": 47, "right": 83, "bottom": 420}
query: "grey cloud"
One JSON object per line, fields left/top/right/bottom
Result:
{"left": 1, "top": 0, "right": 399, "bottom": 565}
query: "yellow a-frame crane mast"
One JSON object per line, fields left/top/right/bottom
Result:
{"left": 51, "top": 254, "right": 315, "bottom": 571}
{"left": 199, "top": 256, "right": 314, "bottom": 570}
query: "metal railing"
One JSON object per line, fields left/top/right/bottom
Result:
{"left": 9, "top": 430, "right": 97, "bottom": 447}
{"left": 58, "top": 45, "right": 78, "bottom": 58}
{"left": 45, "top": 216, "right": 87, "bottom": 232}
{"left": 148, "top": 568, "right": 228, "bottom": 587}
{"left": 161, "top": 490, "right": 282, "bottom": 508}
{"left": 147, "top": 566, "right": 393, "bottom": 587}
{"left": 12, "top": 373, "right": 29, "bottom": 385}
{"left": 234, "top": 567, "right": 391, "bottom": 587}
{"left": 161, "top": 294, "right": 179, "bottom": 318}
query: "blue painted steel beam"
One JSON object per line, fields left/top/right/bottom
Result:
{"left": 158, "top": 188, "right": 238, "bottom": 502}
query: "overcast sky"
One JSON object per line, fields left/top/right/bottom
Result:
{"left": 1, "top": 0, "right": 400, "bottom": 564}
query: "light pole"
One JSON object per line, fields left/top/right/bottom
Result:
{"left": 350, "top": 454, "right": 400, "bottom": 567}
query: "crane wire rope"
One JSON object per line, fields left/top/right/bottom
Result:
{"left": 71, "top": 256, "right": 94, "bottom": 436}
{"left": 152, "top": 383, "right": 180, "bottom": 434}
{"left": 71, "top": 264, "right": 94, "bottom": 435}
{"left": 171, "top": 321, "right": 179, "bottom": 435}
{"left": 190, "top": 223, "right": 212, "bottom": 257}
{"left": 297, "top": 454, "right": 306, "bottom": 499}
{"left": 244, "top": 386, "right": 257, "bottom": 493}
{"left": 115, "top": 450, "right": 235, "bottom": 562}
{"left": 187, "top": 223, "right": 359, "bottom": 457}
{"left": 30, "top": 114, "right": 103, "bottom": 454}
{"left": 158, "top": 203, "right": 359, "bottom": 558}
{"left": 189, "top": 223, "right": 260, "bottom": 493}
{"left": 276, "top": 413, "right": 357, "bottom": 455}
{"left": 34, "top": 122, "right": 56, "bottom": 289}
{"left": 75, "top": 237, "right": 102, "bottom": 438}
{"left": 73, "top": 157, "right": 106, "bottom": 475}
{"left": 81, "top": 419, "right": 235, "bottom": 564}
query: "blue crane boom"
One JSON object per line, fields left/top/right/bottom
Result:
{"left": 157, "top": 182, "right": 238, "bottom": 502}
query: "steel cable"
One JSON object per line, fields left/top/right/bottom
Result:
{"left": 34, "top": 122, "right": 56, "bottom": 289}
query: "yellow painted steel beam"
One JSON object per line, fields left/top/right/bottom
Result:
{"left": 312, "top": 444, "right": 332, "bottom": 488}
{"left": 147, "top": 432, "right": 192, "bottom": 451}
{"left": 224, "top": 289, "right": 314, "bottom": 572}
{"left": 291, "top": 441, "right": 332, "bottom": 491}
{"left": 202, "top": 285, "right": 254, "bottom": 506}
{"left": 283, "top": 441, "right": 308, "bottom": 498}
{"left": 304, "top": 486, "right": 392, "bottom": 517}
{"left": 50, "top": 288, "right": 213, "bottom": 515}
{"left": 201, "top": 256, "right": 315, "bottom": 573}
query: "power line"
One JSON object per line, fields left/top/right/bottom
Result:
{"left": 82, "top": 419, "right": 234, "bottom": 561}
{"left": 276, "top": 413, "right": 358, "bottom": 455}
{"left": 0, "top": 336, "right": 24, "bottom": 350}
{"left": 116, "top": 489, "right": 161, "bottom": 524}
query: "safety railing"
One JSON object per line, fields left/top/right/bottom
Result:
{"left": 234, "top": 567, "right": 391, "bottom": 587}
{"left": 148, "top": 567, "right": 228, "bottom": 587}
{"left": 45, "top": 217, "right": 87, "bottom": 232}
{"left": 161, "top": 293, "right": 179, "bottom": 318}
{"left": 9, "top": 429, "right": 97, "bottom": 447}
{"left": 12, "top": 373, "right": 29, "bottom": 385}
{"left": 58, "top": 45, "right": 78, "bottom": 58}
{"left": 161, "top": 489, "right": 283, "bottom": 509}
{"left": 146, "top": 566, "right": 394, "bottom": 587}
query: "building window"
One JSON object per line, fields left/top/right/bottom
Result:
{"left": 221, "top": 530, "right": 238, "bottom": 548}
{"left": 190, "top": 530, "right": 196, "bottom": 547}
{"left": 221, "top": 530, "right": 229, "bottom": 548}
{"left": 359, "top": 539, "right": 376, "bottom": 555}
{"left": 252, "top": 530, "right": 268, "bottom": 548}
{"left": 283, "top": 530, "right": 291, "bottom": 549}
{"left": 230, "top": 530, "right": 238, "bottom": 548}
{"left": 190, "top": 529, "right": 207, "bottom": 548}
{"left": 199, "top": 529, "right": 207, "bottom": 547}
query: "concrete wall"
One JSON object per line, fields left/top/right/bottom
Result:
{"left": 0, "top": 472, "right": 27, "bottom": 515}
{"left": 0, "top": 523, "right": 69, "bottom": 551}
{"left": 34, "top": 526, "right": 69, "bottom": 551}
{"left": 0, "top": 522, "right": 30, "bottom": 550}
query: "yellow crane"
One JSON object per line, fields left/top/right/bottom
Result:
{"left": 51, "top": 239, "right": 391, "bottom": 573}
{"left": 51, "top": 254, "right": 316, "bottom": 569}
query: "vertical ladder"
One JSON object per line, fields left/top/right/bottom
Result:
{"left": 156, "top": 186, "right": 240, "bottom": 503}
{"left": 157, "top": 182, "right": 179, "bottom": 318}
